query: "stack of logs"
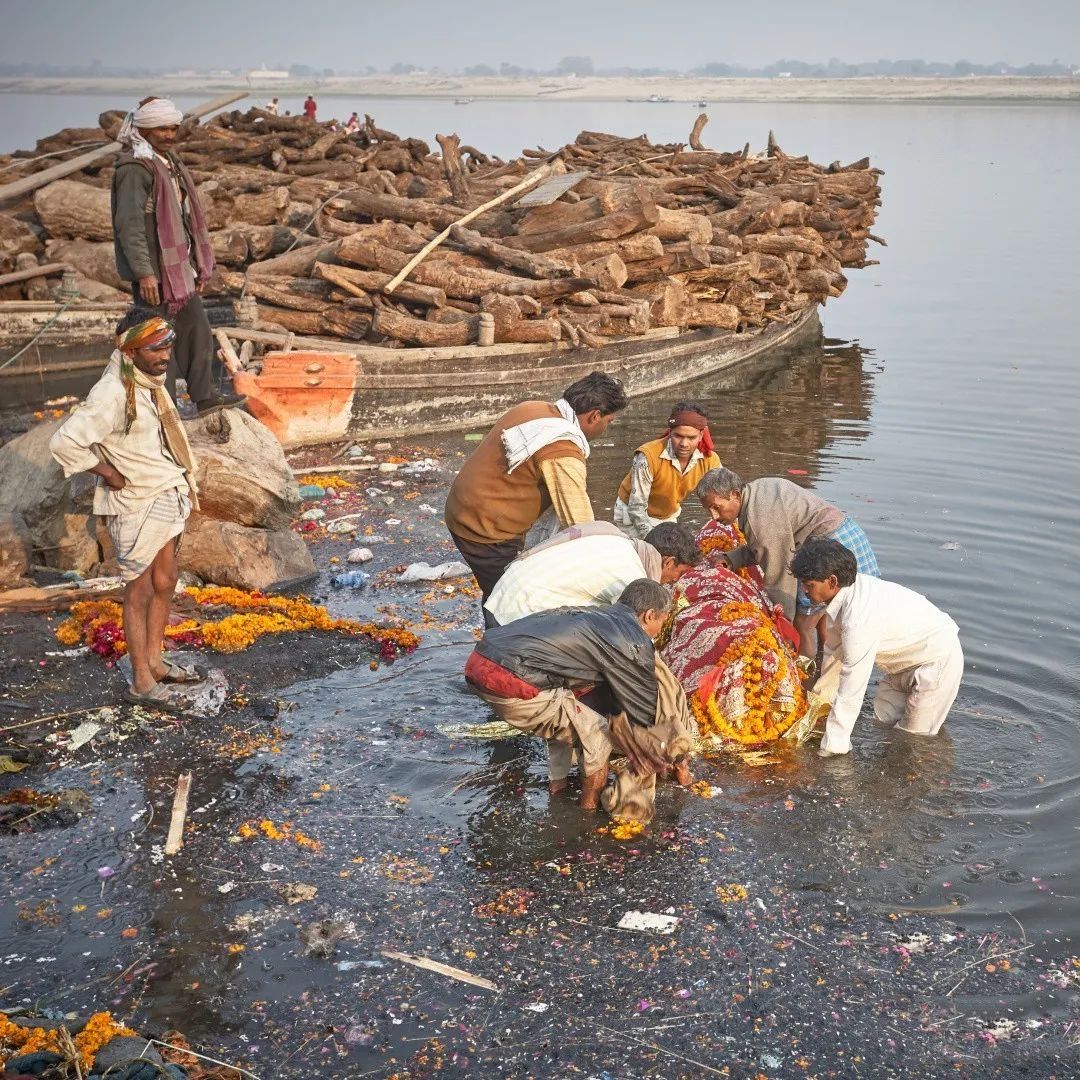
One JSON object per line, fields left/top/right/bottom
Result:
{"left": 0, "top": 108, "right": 884, "bottom": 347}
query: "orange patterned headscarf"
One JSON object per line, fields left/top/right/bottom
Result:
{"left": 116, "top": 316, "right": 175, "bottom": 354}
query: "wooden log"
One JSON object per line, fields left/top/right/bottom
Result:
{"left": 328, "top": 187, "right": 467, "bottom": 229}
{"left": 0, "top": 91, "right": 248, "bottom": 204}
{"left": 448, "top": 224, "right": 577, "bottom": 278}
{"left": 218, "top": 274, "right": 330, "bottom": 312}
{"left": 505, "top": 188, "right": 660, "bottom": 253}
{"left": 547, "top": 232, "right": 663, "bottom": 265}
{"left": 373, "top": 306, "right": 472, "bottom": 347}
{"left": 685, "top": 302, "right": 740, "bottom": 330}
{"left": 211, "top": 229, "right": 250, "bottom": 267}
{"left": 0, "top": 260, "right": 71, "bottom": 288}
{"left": 578, "top": 252, "right": 627, "bottom": 290}
{"left": 382, "top": 161, "right": 559, "bottom": 294}
{"left": 246, "top": 239, "right": 341, "bottom": 278}
{"left": 16, "top": 253, "right": 51, "bottom": 300}
{"left": 164, "top": 772, "right": 193, "bottom": 856}
{"left": 688, "top": 113, "right": 709, "bottom": 152}
{"left": 436, "top": 133, "right": 471, "bottom": 205}
{"left": 623, "top": 243, "right": 710, "bottom": 284}
{"left": 33, "top": 179, "right": 113, "bottom": 241}
{"left": 743, "top": 233, "right": 824, "bottom": 258}
{"left": 648, "top": 207, "right": 712, "bottom": 244}
{"left": 313, "top": 261, "right": 447, "bottom": 307}
{"left": 516, "top": 196, "right": 602, "bottom": 235}
{"left": 231, "top": 187, "right": 290, "bottom": 226}
{"left": 626, "top": 280, "right": 692, "bottom": 327}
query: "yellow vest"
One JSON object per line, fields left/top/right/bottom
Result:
{"left": 616, "top": 438, "right": 721, "bottom": 520}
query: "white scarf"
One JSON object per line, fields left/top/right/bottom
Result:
{"left": 118, "top": 98, "right": 184, "bottom": 160}
{"left": 501, "top": 398, "right": 590, "bottom": 474}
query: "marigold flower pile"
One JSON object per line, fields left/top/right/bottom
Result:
{"left": 0, "top": 1010, "right": 135, "bottom": 1071}
{"left": 699, "top": 522, "right": 756, "bottom": 581}
{"left": 54, "top": 585, "right": 420, "bottom": 661}
{"left": 690, "top": 601, "right": 807, "bottom": 746}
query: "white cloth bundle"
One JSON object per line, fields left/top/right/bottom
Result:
{"left": 501, "top": 398, "right": 590, "bottom": 474}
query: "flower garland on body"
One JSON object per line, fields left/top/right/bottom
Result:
{"left": 54, "top": 586, "right": 420, "bottom": 661}
{"left": 690, "top": 601, "right": 807, "bottom": 746}
{"left": 697, "top": 520, "right": 758, "bottom": 583}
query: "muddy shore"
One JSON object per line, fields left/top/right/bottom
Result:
{"left": 2, "top": 429, "right": 1079, "bottom": 1079}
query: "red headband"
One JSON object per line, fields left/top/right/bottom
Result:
{"left": 664, "top": 409, "right": 713, "bottom": 455}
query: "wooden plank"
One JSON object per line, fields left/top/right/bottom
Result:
{"left": 516, "top": 170, "right": 591, "bottom": 207}
{"left": 0, "top": 91, "right": 248, "bottom": 204}
{"left": 0, "top": 261, "right": 71, "bottom": 288}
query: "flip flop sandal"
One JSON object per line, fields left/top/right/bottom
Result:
{"left": 123, "top": 683, "right": 184, "bottom": 715}
{"left": 159, "top": 660, "right": 207, "bottom": 685}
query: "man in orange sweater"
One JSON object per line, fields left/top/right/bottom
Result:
{"left": 444, "top": 372, "right": 629, "bottom": 607}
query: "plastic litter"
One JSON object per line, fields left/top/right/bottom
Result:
{"left": 298, "top": 484, "right": 325, "bottom": 500}
{"left": 378, "top": 462, "right": 399, "bottom": 473}
{"left": 347, "top": 548, "right": 374, "bottom": 563}
{"left": 326, "top": 519, "right": 358, "bottom": 534}
{"left": 331, "top": 570, "right": 369, "bottom": 588}
{"left": 417, "top": 503, "right": 438, "bottom": 515}
{"left": 616, "top": 910, "right": 681, "bottom": 934}
{"left": 300, "top": 508, "right": 325, "bottom": 521}
{"left": 397, "top": 561, "right": 472, "bottom": 583}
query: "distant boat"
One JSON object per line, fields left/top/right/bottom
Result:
{"left": 697, "top": 100, "right": 708, "bottom": 107}
{"left": 624, "top": 94, "right": 674, "bottom": 103}
{"left": 454, "top": 97, "right": 474, "bottom": 105}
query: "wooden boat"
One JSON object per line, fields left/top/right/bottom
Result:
{"left": 222, "top": 306, "right": 821, "bottom": 447}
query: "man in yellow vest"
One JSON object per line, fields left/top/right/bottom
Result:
{"left": 614, "top": 402, "right": 721, "bottom": 539}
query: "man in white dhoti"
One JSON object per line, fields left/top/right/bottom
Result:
{"left": 50, "top": 309, "right": 206, "bottom": 712}
{"left": 792, "top": 538, "right": 963, "bottom": 757}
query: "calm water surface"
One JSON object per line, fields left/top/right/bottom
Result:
{"left": 3, "top": 96, "right": 1079, "bottom": 1020}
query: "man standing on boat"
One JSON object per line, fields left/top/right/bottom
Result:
{"left": 49, "top": 308, "right": 206, "bottom": 713}
{"left": 111, "top": 96, "right": 245, "bottom": 416}
{"left": 444, "top": 371, "right": 629, "bottom": 611}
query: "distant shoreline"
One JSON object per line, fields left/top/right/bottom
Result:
{"left": 2, "top": 74, "right": 1080, "bottom": 103}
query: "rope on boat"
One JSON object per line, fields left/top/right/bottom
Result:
{"left": 0, "top": 295, "right": 78, "bottom": 373}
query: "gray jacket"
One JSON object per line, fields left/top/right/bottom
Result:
{"left": 475, "top": 604, "right": 659, "bottom": 728}
{"left": 110, "top": 152, "right": 174, "bottom": 283}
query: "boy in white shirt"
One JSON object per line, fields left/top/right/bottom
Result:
{"left": 792, "top": 538, "right": 963, "bottom": 757}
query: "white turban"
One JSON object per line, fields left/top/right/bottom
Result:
{"left": 118, "top": 98, "right": 184, "bottom": 159}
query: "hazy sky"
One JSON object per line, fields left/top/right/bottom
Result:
{"left": 2, "top": 0, "right": 1076, "bottom": 70}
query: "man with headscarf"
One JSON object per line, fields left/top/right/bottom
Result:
{"left": 111, "top": 96, "right": 245, "bottom": 416}
{"left": 614, "top": 400, "right": 722, "bottom": 539}
{"left": 50, "top": 307, "right": 206, "bottom": 714}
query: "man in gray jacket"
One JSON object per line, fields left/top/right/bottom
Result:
{"left": 112, "top": 97, "right": 244, "bottom": 416}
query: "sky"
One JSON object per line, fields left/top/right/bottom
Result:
{"left": 1, "top": 0, "right": 1076, "bottom": 70}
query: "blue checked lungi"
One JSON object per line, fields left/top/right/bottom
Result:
{"left": 797, "top": 515, "right": 879, "bottom": 613}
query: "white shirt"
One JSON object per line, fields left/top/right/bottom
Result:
{"left": 820, "top": 574, "right": 959, "bottom": 754}
{"left": 485, "top": 534, "right": 647, "bottom": 625}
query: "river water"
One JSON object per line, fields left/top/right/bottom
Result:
{"left": 3, "top": 96, "right": 1079, "bottom": 1066}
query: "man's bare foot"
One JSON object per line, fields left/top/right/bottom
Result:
{"left": 672, "top": 760, "right": 693, "bottom": 786}
{"left": 548, "top": 778, "right": 568, "bottom": 796}
{"left": 579, "top": 769, "right": 608, "bottom": 810}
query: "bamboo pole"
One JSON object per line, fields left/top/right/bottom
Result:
{"left": 383, "top": 159, "right": 559, "bottom": 294}
{"left": 0, "top": 262, "right": 71, "bottom": 288}
{"left": 0, "top": 91, "right": 248, "bottom": 204}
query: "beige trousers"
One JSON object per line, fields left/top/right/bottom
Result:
{"left": 472, "top": 686, "right": 611, "bottom": 781}
{"left": 816, "top": 635, "right": 964, "bottom": 738}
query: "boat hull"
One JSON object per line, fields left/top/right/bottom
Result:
{"left": 236, "top": 307, "right": 822, "bottom": 447}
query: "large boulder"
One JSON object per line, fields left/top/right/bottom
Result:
{"left": 45, "top": 237, "right": 124, "bottom": 290}
{"left": 33, "top": 179, "right": 113, "bottom": 241}
{"left": 0, "top": 412, "right": 306, "bottom": 586}
{"left": 179, "top": 516, "right": 315, "bottom": 591}
{"left": 0, "top": 512, "right": 33, "bottom": 588}
{"left": 186, "top": 408, "right": 301, "bottom": 529}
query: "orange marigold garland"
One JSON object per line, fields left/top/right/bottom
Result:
{"left": 0, "top": 1010, "right": 136, "bottom": 1071}
{"left": 54, "top": 587, "right": 420, "bottom": 662}
{"left": 699, "top": 523, "right": 756, "bottom": 582}
{"left": 690, "top": 601, "right": 807, "bottom": 746}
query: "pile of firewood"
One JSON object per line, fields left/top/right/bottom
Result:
{"left": 0, "top": 108, "right": 884, "bottom": 347}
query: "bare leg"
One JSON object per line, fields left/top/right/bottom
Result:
{"left": 123, "top": 569, "right": 157, "bottom": 695}
{"left": 146, "top": 538, "right": 180, "bottom": 683}
{"left": 794, "top": 611, "right": 822, "bottom": 660}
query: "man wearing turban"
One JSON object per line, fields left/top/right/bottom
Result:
{"left": 614, "top": 401, "right": 722, "bottom": 539}
{"left": 50, "top": 307, "right": 207, "bottom": 713}
{"left": 111, "top": 96, "right": 245, "bottom": 416}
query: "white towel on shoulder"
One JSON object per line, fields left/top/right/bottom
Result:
{"left": 501, "top": 398, "right": 590, "bottom": 474}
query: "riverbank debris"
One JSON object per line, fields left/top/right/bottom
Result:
{"left": 380, "top": 949, "right": 499, "bottom": 991}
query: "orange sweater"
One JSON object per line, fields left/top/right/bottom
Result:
{"left": 616, "top": 438, "right": 721, "bottom": 520}
{"left": 445, "top": 401, "right": 588, "bottom": 544}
